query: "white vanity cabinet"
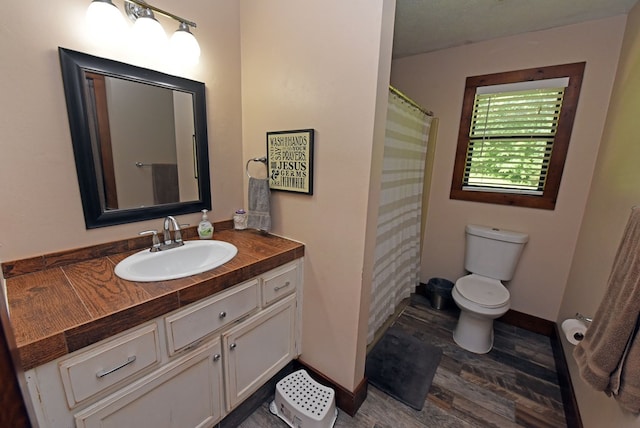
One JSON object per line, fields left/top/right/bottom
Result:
{"left": 164, "top": 279, "right": 260, "bottom": 355}
{"left": 223, "top": 294, "right": 296, "bottom": 411}
{"left": 24, "top": 259, "right": 302, "bottom": 428}
{"left": 58, "top": 323, "right": 162, "bottom": 408}
{"left": 74, "top": 337, "right": 223, "bottom": 428}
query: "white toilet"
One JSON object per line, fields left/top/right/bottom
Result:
{"left": 452, "top": 224, "right": 528, "bottom": 354}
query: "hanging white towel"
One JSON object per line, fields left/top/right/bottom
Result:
{"left": 247, "top": 177, "right": 271, "bottom": 232}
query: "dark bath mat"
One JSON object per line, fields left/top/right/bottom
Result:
{"left": 365, "top": 325, "right": 442, "bottom": 411}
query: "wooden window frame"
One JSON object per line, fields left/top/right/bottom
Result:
{"left": 450, "top": 62, "right": 586, "bottom": 210}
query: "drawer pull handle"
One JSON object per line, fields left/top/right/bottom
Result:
{"left": 96, "top": 356, "right": 136, "bottom": 378}
{"left": 219, "top": 311, "right": 227, "bottom": 319}
{"left": 229, "top": 343, "right": 237, "bottom": 350}
{"left": 274, "top": 281, "right": 291, "bottom": 292}
{"left": 184, "top": 339, "right": 203, "bottom": 351}
{"left": 213, "top": 354, "right": 221, "bottom": 362}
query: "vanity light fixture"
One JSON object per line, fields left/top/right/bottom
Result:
{"left": 86, "top": 0, "right": 126, "bottom": 41}
{"left": 169, "top": 22, "right": 201, "bottom": 67}
{"left": 131, "top": 7, "right": 167, "bottom": 56}
{"left": 87, "top": 0, "right": 201, "bottom": 66}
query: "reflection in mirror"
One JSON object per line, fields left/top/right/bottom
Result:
{"left": 86, "top": 75, "right": 198, "bottom": 210}
{"left": 59, "top": 48, "right": 211, "bottom": 228}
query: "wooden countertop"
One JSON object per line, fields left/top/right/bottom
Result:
{"left": 3, "top": 227, "right": 304, "bottom": 370}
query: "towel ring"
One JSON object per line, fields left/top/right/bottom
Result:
{"left": 246, "top": 156, "right": 267, "bottom": 178}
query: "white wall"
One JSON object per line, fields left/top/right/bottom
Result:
{"left": 559, "top": 2, "right": 640, "bottom": 426}
{"left": 239, "top": 0, "right": 395, "bottom": 391}
{"left": 174, "top": 91, "right": 199, "bottom": 202}
{"left": 391, "top": 16, "right": 626, "bottom": 321}
{"left": 0, "top": 0, "right": 244, "bottom": 261}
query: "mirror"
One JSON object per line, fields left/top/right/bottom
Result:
{"left": 58, "top": 47, "right": 211, "bottom": 228}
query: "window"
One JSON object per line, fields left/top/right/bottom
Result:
{"left": 450, "top": 62, "right": 585, "bottom": 209}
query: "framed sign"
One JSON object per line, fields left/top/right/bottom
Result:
{"left": 267, "top": 129, "right": 314, "bottom": 194}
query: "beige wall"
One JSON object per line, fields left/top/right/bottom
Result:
{"left": 0, "top": 0, "right": 244, "bottom": 262}
{"left": 7, "top": 2, "right": 639, "bottom": 424}
{"left": 239, "top": 0, "right": 394, "bottom": 391}
{"left": 391, "top": 16, "right": 626, "bottom": 321}
{"left": 1, "top": 0, "right": 395, "bottom": 399}
{"left": 108, "top": 79, "right": 176, "bottom": 208}
{"left": 174, "top": 91, "right": 199, "bottom": 202}
{"left": 560, "top": 2, "right": 640, "bottom": 426}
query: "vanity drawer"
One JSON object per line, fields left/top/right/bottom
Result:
{"left": 165, "top": 279, "right": 259, "bottom": 354}
{"left": 59, "top": 323, "right": 161, "bottom": 408}
{"left": 261, "top": 262, "right": 298, "bottom": 307}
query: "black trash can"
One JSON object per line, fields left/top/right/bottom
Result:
{"left": 426, "top": 277, "right": 454, "bottom": 310}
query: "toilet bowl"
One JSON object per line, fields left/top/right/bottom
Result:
{"left": 451, "top": 224, "right": 528, "bottom": 354}
{"left": 452, "top": 274, "right": 510, "bottom": 354}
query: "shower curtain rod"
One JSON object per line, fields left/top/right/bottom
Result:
{"left": 389, "top": 85, "right": 433, "bottom": 117}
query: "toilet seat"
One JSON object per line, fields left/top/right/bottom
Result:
{"left": 455, "top": 274, "right": 509, "bottom": 308}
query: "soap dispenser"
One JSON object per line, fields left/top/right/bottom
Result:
{"left": 198, "top": 209, "right": 213, "bottom": 239}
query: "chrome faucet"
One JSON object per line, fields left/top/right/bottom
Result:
{"left": 139, "top": 230, "right": 161, "bottom": 252}
{"left": 139, "top": 216, "right": 186, "bottom": 252}
{"left": 161, "top": 216, "right": 184, "bottom": 250}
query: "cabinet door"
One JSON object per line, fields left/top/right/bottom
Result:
{"left": 75, "top": 338, "right": 224, "bottom": 428}
{"left": 223, "top": 294, "right": 296, "bottom": 411}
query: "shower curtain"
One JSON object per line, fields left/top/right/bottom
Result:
{"left": 367, "top": 89, "right": 432, "bottom": 344}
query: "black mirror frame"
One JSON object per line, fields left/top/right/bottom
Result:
{"left": 58, "top": 47, "right": 211, "bottom": 229}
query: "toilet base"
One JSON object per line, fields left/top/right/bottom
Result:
{"left": 452, "top": 310, "right": 496, "bottom": 354}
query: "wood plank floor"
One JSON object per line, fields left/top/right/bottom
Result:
{"left": 238, "top": 294, "right": 567, "bottom": 428}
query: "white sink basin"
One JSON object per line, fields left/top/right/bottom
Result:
{"left": 114, "top": 240, "right": 238, "bottom": 282}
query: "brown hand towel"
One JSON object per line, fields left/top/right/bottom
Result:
{"left": 573, "top": 207, "right": 640, "bottom": 413}
{"left": 152, "top": 163, "right": 179, "bottom": 205}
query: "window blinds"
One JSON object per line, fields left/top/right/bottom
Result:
{"left": 463, "top": 86, "right": 566, "bottom": 194}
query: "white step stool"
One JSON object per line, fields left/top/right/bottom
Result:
{"left": 269, "top": 369, "right": 337, "bottom": 428}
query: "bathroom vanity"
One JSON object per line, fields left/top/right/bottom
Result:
{"left": 2, "top": 227, "right": 304, "bottom": 428}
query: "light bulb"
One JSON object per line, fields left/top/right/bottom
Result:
{"left": 86, "top": 0, "right": 126, "bottom": 42}
{"left": 169, "top": 23, "right": 201, "bottom": 67}
{"left": 132, "top": 9, "right": 167, "bottom": 58}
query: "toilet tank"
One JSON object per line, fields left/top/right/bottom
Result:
{"left": 464, "top": 224, "right": 529, "bottom": 281}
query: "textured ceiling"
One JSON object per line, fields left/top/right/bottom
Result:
{"left": 393, "top": 0, "right": 638, "bottom": 58}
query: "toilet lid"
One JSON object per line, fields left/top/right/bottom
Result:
{"left": 456, "top": 275, "right": 510, "bottom": 308}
